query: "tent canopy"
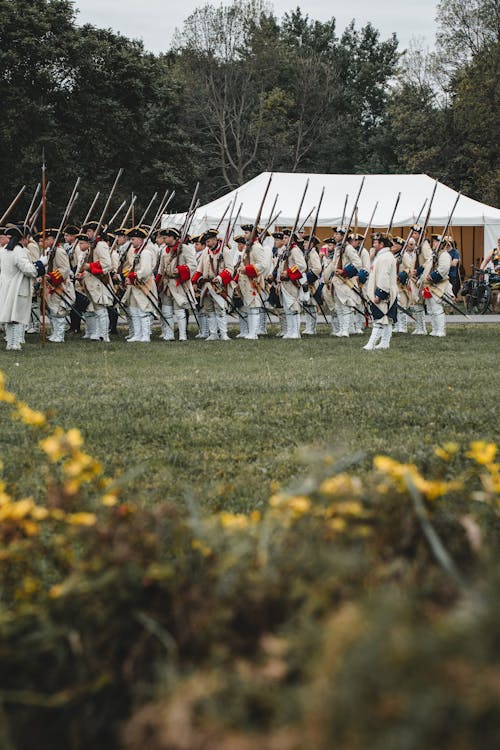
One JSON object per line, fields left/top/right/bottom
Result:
{"left": 163, "top": 172, "right": 500, "bottom": 251}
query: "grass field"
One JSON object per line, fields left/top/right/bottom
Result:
{"left": 1, "top": 324, "right": 499, "bottom": 512}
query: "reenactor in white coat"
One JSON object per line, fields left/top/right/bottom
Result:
{"left": 410, "top": 225, "right": 432, "bottom": 335}
{"left": 346, "top": 232, "right": 370, "bottom": 335}
{"left": 191, "top": 228, "right": 233, "bottom": 341}
{"left": 267, "top": 232, "right": 286, "bottom": 337}
{"left": 77, "top": 229, "right": 113, "bottom": 342}
{"left": 0, "top": 225, "right": 48, "bottom": 350}
{"left": 363, "top": 233, "right": 398, "bottom": 350}
{"left": 156, "top": 227, "right": 196, "bottom": 341}
{"left": 190, "top": 233, "right": 209, "bottom": 339}
{"left": 42, "top": 229, "right": 76, "bottom": 343}
{"left": 236, "top": 224, "right": 268, "bottom": 340}
{"left": 121, "top": 226, "right": 159, "bottom": 343}
{"left": 302, "top": 235, "right": 323, "bottom": 336}
{"left": 277, "top": 232, "right": 307, "bottom": 339}
{"left": 258, "top": 232, "right": 274, "bottom": 335}
{"left": 394, "top": 236, "right": 417, "bottom": 333}
{"left": 24, "top": 228, "right": 42, "bottom": 334}
{"left": 321, "top": 237, "right": 339, "bottom": 336}
{"left": 329, "top": 227, "right": 362, "bottom": 338}
{"left": 421, "top": 234, "right": 453, "bottom": 338}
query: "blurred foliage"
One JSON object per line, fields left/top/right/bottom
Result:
{"left": 1, "top": 370, "right": 500, "bottom": 749}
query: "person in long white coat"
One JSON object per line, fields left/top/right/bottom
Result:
{"left": 191, "top": 228, "right": 234, "bottom": 341}
{"left": 0, "top": 225, "right": 48, "bottom": 350}
{"left": 421, "top": 234, "right": 453, "bottom": 338}
{"left": 42, "top": 229, "right": 76, "bottom": 343}
{"left": 156, "top": 227, "right": 197, "bottom": 342}
{"left": 236, "top": 225, "right": 268, "bottom": 340}
{"left": 76, "top": 230, "right": 114, "bottom": 341}
{"left": 330, "top": 229, "right": 362, "bottom": 338}
{"left": 363, "top": 233, "right": 398, "bottom": 350}
{"left": 121, "top": 227, "right": 159, "bottom": 343}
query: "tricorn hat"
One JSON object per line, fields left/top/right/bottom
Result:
{"left": 126, "top": 226, "right": 148, "bottom": 239}
{"left": 64, "top": 224, "right": 79, "bottom": 235}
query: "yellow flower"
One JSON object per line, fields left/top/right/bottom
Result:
{"left": 284, "top": 496, "right": 311, "bottom": 517}
{"left": 0, "top": 387, "right": 15, "bottom": 404}
{"left": 66, "top": 428, "right": 84, "bottom": 449}
{"left": 328, "top": 500, "right": 363, "bottom": 517}
{"left": 13, "top": 402, "right": 46, "bottom": 427}
{"left": 31, "top": 505, "right": 50, "bottom": 520}
{"left": 320, "top": 474, "right": 362, "bottom": 497}
{"left": 49, "top": 584, "right": 64, "bottom": 599}
{"left": 0, "top": 498, "right": 34, "bottom": 521}
{"left": 219, "top": 511, "right": 249, "bottom": 530}
{"left": 434, "top": 442, "right": 459, "bottom": 461}
{"left": 329, "top": 518, "right": 347, "bottom": 532}
{"left": 101, "top": 492, "right": 118, "bottom": 507}
{"left": 66, "top": 512, "right": 97, "bottom": 526}
{"left": 467, "top": 442, "right": 497, "bottom": 466}
{"left": 191, "top": 539, "right": 212, "bottom": 557}
{"left": 39, "top": 428, "right": 67, "bottom": 462}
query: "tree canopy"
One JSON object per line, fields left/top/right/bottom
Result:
{"left": 0, "top": 0, "right": 497, "bottom": 221}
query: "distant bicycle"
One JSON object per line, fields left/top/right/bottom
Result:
{"left": 460, "top": 266, "right": 494, "bottom": 314}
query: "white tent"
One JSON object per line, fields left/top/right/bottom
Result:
{"left": 164, "top": 172, "right": 500, "bottom": 254}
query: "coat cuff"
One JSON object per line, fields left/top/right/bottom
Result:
{"left": 48, "top": 270, "right": 63, "bottom": 286}
{"left": 429, "top": 270, "right": 443, "bottom": 283}
{"left": 375, "top": 287, "right": 389, "bottom": 300}
{"left": 219, "top": 269, "right": 232, "bottom": 285}
{"left": 344, "top": 263, "right": 358, "bottom": 279}
{"left": 34, "top": 260, "right": 46, "bottom": 277}
{"left": 287, "top": 265, "right": 302, "bottom": 281}
{"left": 89, "top": 261, "right": 103, "bottom": 275}
{"left": 177, "top": 264, "right": 190, "bottom": 282}
{"left": 245, "top": 264, "right": 259, "bottom": 279}
{"left": 306, "top": 270, "right": 318, "bottom": 284}
{"left": 192, "top": 271, "right": 202, "bottom": 284}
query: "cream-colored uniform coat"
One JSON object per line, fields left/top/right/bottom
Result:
{"left": 45, "top": 245, "right": 75, "bottom": 316}
{"left": 195, "top": 244, "right": 234, "bottom": 311}
{"left": 277, "top": 245, "right": 306, "bottom": 312}
{"left": 81, "top": 241, "right": 113, "bottom": 310}
{"left": 0, "top": 245, "right": 39, "bottom": 324}
{"left": 422, "top": 248, "right": 452, "bottom": 300}
{"left": 331, "top": 244, "right": 361, "bottom": 307}
{"left": 158, "top": 242, "right": 197, "bottom": 309}
{"left": 237, "top": 241, "right": 267, "bottom": 309}
{"left": 367, "top": 248, "right": 398, "bottom": 325}
{"left": 122, "top": 242, "right": 159, "bottom": 313}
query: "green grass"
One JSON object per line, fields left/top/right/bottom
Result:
{"left": 1, "top": 324, "right": 499, "bottom": 512}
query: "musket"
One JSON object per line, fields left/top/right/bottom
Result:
{"left": 361, "top": 201, "right": 379, "bottom": 248}
{"left": 93, "top": 168, "right": 124, "bottom": 242}
{"left": 109, "top": 195, "right": 138, "bottom": 256}
{"left": 246, "top": 173, "right": 273, "bottom": 250}
{"left": 222, "top": 193, "right": 239, "bottom": 247}
{"left": 263, "top": 193, "right": 279, "bottom": 233}
{"left": 227, "top": 202, "right": 243, "bottom": 245}
{"left": 432, "top": 192, "right": 461, "bottom": 259}
{"left": 303, "top": 188, "right": 330, "bottom": 325}
{"left": 0, "top": 185, "right": 26, "bottom": 226}
{"left": 297, "top": 206, "right": 315, "bottom": 236}
{"left": 339, "top": 193, "right": 349, "bottom": 229}
{"left": 339, "top": 177, "right": 365, "bottom": 253}
{"left": 417, "top": 179, "right": 439, "bottom": 249}
{"left": 386, "top": 192, "right": 401, "bottom": 235}
{"left": 29, "top": 182, "right": 51, "bottom": 232}
{"left": 137, "top": 192, "right": 158, "bottom": 227}
{"left": 104, "top": 200, "right": 127, "bottom": 233}
{"left": 215, "top": 200, "right": 232, "bottom": 232}
{"left": 306, "top": 188, "right": 325, "bottom": 253}
{"left": 179, "top": 182, "right": 200, "bottom": 245}
{"left": 399, "top": 198, "right": 428, "bottom": 257}
{"left": 259, "top": 210, "right": 281, "bottom": 243}
{"left": 49, "top": 177, "right": 81, "bottom": 253}
{"left": 282, "top": 178, "right": 310, "bottom": 260}
{"left": 24, "top": 184, "right": 41, "bottom": 226}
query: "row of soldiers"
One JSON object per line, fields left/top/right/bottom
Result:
{"left": 0, "top": 218, "right": 455, "bottom": 350}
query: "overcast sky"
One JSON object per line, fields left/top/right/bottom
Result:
{"left": 73, "top": 0, "right": 439, "bottom": 53}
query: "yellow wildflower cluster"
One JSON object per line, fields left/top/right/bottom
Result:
{"left": 373, "top": 455, "right": 462, "bottom": 501}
